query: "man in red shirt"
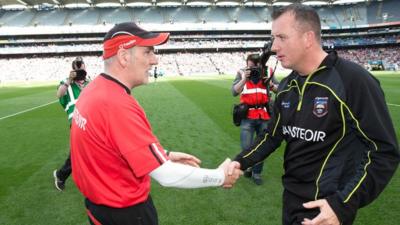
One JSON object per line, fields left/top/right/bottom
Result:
{"left": 70, "top": 22, "right": 242, "bottom": 225}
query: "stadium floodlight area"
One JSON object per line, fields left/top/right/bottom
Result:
{"left": 0, "top": 0, "right": 399, "bottom": 35}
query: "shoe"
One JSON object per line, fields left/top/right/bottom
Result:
{"left": 252, "top": 173, "right": 263, "bottom": 185}
{"left": 244, "top": 169, "right": 252, "bottom": 178}
{"left": 53, "top": 170, "right": 65, "bottom": 191}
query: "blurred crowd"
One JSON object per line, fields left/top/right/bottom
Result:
{"left": 1, "top": 34, "right": 399, "bottom": 55}
{"left": 0, "top": 47, "right": 398, "bottom": 83}
{"left": 337, "top": 46, "right": 400, "bottom": 70}
{"left": 0, "top": 40, "right": 267, "bottom": 54}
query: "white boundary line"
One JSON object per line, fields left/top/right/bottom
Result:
{"left": 0, "top": 100, "right": 398, "bottom": 121}
{"left": 0, "top": 100, "right": 58, "bottom": 121}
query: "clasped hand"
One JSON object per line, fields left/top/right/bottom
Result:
{"left": 218, "top": 159, "right": 242, "bottom": 188}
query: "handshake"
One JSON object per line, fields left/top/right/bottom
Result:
{"left": 167, "top": 152, "right": 243, "bottom": 189}
{"left": 218, "top": 158, "right": 243, "bottom": 188}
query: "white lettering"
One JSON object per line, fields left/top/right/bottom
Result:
{"left": 317, "top": 131, "right": 326, "bottom": 142}
{"left": 282, "top": 125, "right": 326, "bottom": 142}
{"left": 304, "top": 129, "right": 314, "bottom": 142}
{"left": 73, "top": 108, "right": 87, "bottom": 131}
{"left": 283, "top": 126, "right": 289, "bottom": 135}
{"left": 299, "top": 128, "right": 305, "bottom": 140}
{"left": 120, "top": 40, "right": 136, "bottom": 49}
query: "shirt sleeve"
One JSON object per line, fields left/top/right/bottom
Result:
{"left": 58, "top": 80, "right": 68, "bottom": 106}
{"left": 232, "top": 70, "right": 244, "bottom": 96}
{"left": 326, "top": 62, "right": 400, "bottom": 224}
{"left": 107, "top": 98, "right": 169, "bottom": 178}
{"left": 150, "top": 161, "right": 224, "bottom": 188}
{"left": 234, "top": 96, "right": 284, "bottom": 169}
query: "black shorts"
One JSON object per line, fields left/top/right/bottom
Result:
{"left": 282, "top": 190, "right": 319, "bottom": 225}
{"left": 85, "top": 196, "right": 158, "bottom": 225}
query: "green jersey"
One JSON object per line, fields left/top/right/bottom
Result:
{"left": 58, "top": 79, "right": 89, "bottom": 123}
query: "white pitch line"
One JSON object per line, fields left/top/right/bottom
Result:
{"left": 0, "top": 100, "right": 398, "bottom": 121}
{"left": 0, "top": 100, "right": 58, "bottom": 121}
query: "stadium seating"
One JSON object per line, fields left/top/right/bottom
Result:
{"left": 0, "top": 0, "right": 399, "bottom": 28}
{"left": 0, "top": 0, "right": 399, "bottom": 83}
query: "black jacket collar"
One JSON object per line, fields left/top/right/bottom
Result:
{"left": 100, "top": 73, "right": 131, "bottom": 95}
{"left": 319, "top": 50, "right": 338, "bottom": 69}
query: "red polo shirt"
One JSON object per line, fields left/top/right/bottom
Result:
{"left": 71, "top": 74, "right": 168, "bottom": 208}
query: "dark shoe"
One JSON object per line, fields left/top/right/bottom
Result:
{"left": 53, "top": 170, "right": 65, "bottom": 191}
{"left": 252, "top": 173, "right": 263, "bottom": 185}
{"left": 244, "top": 169, "right": 252, "bottom": 178}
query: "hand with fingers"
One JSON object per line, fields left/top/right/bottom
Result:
{"left": 168, "top": 151, "right": 201, "bottom": 168}
{"left": 301, "top": 199, "right": 340, "bottom": 225}
{"left": 240, "top": 69, "right": 251, "bottom": 81}
{"left": 68, "top": 70, "right": 77, "bottom": 83}
{"left": 218, "top": 158, "right": 243, "bottom": 189}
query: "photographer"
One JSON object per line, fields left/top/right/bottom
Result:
{"left": 53, "top": 56, "right": 89, "bottom": 191}
{"left": 231, "top": 53, "right": 278, "bottom": 185}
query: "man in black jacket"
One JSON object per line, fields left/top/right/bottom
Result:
{"left": 229, "top": 4, "right": 399, "bottom": 225}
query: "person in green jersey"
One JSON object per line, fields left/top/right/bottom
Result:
{"left": 53, "top": 56, "right": 89, "bottom": 191}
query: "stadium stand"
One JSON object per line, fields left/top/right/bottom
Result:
{"left": 0, "top": 0, "right": 399, "bottom": 83}
{"left": 66, "top": 9, "right": 101, "bottom": 25}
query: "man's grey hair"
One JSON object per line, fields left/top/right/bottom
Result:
{"left": 103, "top": 47, "right": 136, "bottom": 70}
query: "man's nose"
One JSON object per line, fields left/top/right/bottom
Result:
{"left": 271, "top": 39, "right": 278, "bottom": 53}
{"left": 151, "top": 55, "right": 159, "bottom": 65}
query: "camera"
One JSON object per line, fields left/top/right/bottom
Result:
{"left": 72, "top": 57, "right": 87, "bottom": 81}
{"left": 246, "top": 42, "right": 273, "bottom": 83}
{"left": 74, "top": 69, "right": 87, "bottom": 81}
{"left": 246, "top": 42, "right": 274, "bottom": 83}
{"left": 260, "top": 41, "right": 274, "bottom": 70}
{"left": 247, "top": 66, "right": 262, "bottom": 80}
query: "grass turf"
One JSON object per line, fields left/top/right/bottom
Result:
{"left": 0, "top": 72, "right": 399, "bottom": 225}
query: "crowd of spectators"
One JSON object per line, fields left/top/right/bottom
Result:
{"left": 1, "top": 34, "right": 399, "bottom": 55}
{"left": 0, "top": 47, "right": 398, "bottom": 84}
{"left": 0, "top": 56, "right": 103, "bottom": 83}
{"left": 323, "top": 34, "right": 399, "bottom": 48}
{"left": 0, "top": 40, "right": 267, "bottom": 54}
{"left": 337, "top": 46, "right": 400, "bottom": 70}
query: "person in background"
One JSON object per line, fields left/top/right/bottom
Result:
{"left": 53, "top": 56, "right": 89, "bottom": 191}
{"left": 231, "top": 53, "right": 278, "bottom": 185}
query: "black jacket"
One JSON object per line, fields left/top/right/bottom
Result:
{"left": 234, "top": 51, "right": 399, "bottom": 224}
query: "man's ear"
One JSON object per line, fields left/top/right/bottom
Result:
{"left": 116, "top": 48, "right": 130, "bottom": 68}
{"left": 304, "top": 30, "right": 315, "bottom": 49}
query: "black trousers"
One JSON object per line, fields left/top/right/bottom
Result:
{"left": 282, "top": 190, "right": 320, "bottom": 225}
{"left": 85, "top": 196, "right": 158, "bottom": 225}
{"left": 57, "top": 152, "right": 71, "bottom": 182}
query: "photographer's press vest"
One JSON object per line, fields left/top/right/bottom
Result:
{"left": 59, "top": 80, "right": 88, "bottom": 123}
{"left": 240, "top": 80, "right": 270, "bottom": 120}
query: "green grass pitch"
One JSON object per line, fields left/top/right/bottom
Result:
{"left": 0, "top": 72, "right": 399, "bottom": 225}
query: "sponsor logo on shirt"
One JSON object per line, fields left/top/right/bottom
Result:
{"left": 313, "top": 97, "right": 328, "bottom": 117}
{"left": 281, "top": 101, "right": 291, "bottom": 109}
{"left": 282, "top": 125, "right": 326, "bottom": 142}
{"left": 73, "top": 108, "right": 87, "bottom": 131}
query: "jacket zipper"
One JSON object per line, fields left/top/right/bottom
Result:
{"left": 296, "top": 66, "right": 327, "bottom": 111}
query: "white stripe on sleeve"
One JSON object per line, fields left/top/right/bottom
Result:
{"left": 152, "top": 143, "right": 167, "bottom": 163}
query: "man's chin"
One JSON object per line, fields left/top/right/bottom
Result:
{"left": 281, "top": 62, "right": 291, "bottom": 69}
{"left": 143, "top": 75, "right": 150, "bottom": 84}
